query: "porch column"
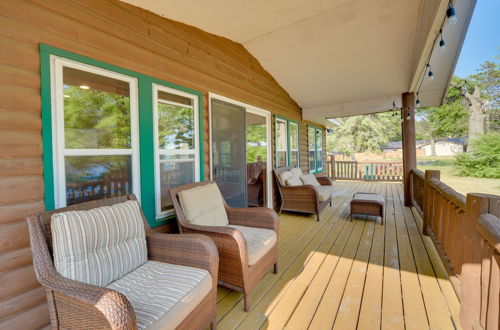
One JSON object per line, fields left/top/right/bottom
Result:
{"left": 402, "top": 92, "right": 416, "bottom": 206}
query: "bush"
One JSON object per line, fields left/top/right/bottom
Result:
{"left": 455, "top": 132, "right": 500, "bottom": 178}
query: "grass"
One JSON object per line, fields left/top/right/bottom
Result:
{"left": 417, "top": 156, "right": 500, "bottom": 196}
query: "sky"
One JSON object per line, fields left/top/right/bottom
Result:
{"left": 454, "top": 0, "right": 500, "bottom": 78}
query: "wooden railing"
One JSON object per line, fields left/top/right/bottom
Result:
{"left": 409, "top": 168, "right": 500, "bottom": 330}
{"left": 327, "top": 155, "right": 403, "bottom": 181}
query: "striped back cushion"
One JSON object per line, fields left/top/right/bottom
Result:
{"left": 51, "top": 200, "right": 148, "bottom": 287}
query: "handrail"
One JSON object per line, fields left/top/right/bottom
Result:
{"left": 428, "top": 177, "right": 466, "bottom": 211}
{"left": 409, "top": 167, "right": 500, "bottom": 330}
{"left": 412, "top": 168, "right": 424, "bottom": 180}
{"left": 327, "top": 156, "right": 403, "bottom": 181}
{"left": 476, "top": 213, "right": 500, "bottom": 253}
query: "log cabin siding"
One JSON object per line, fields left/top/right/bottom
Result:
{"left": 0, "top": 0, "right": 326, "bottom": 327}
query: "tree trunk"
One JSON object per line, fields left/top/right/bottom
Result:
{"left": 430, "top": 138, "right": 436, "bottom": 156}
{"left": 464, "top": 87, "right": 487, "bottom": 153}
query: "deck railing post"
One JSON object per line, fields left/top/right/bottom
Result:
{"left": 422, "top": 170, "right": 440, "bottom": 235}
{"left": 460, "top": 193, "right": 499, "bottom": 329}
{"left": 402, "top": 92, "right": 416, "bottom": 206}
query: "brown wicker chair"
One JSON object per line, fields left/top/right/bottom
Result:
{"left": 169, "top": 181, "right": 279, "bottom": 312}
{"left": 26, "top": 195, "right": 219, "bottom": 330}
{"left": 274, "top": 166, "right": 333, "bottom": 221}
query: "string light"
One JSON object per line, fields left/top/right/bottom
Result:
{"left": 446, "top": 3, "right": 458, "bottom": 26}
{"left": 427, "top": 64, "right": 435, "bottom": 81}
{"left": 439, "top": 29, "right": 446, "bottom": 51}
{"left": 416, "top": 93, "right": 421, "bottom": 108}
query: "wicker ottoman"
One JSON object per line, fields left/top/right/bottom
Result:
{"left": 349, "top": 192, "right": 385, "bottom": 225}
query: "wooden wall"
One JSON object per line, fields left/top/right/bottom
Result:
{"left": 0, "top": 0, "right": 325, "bottom": 328}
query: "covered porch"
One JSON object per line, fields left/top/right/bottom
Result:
{"left": 215, "top": 181, "right": 459, "bottom": 329}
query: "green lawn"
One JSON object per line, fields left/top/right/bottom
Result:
{"left": 417, "top": 156, "right": 500, "bottom": 196}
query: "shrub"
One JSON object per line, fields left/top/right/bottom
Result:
{"left": 455, "top": 132, "right": 500, "bottom": 178}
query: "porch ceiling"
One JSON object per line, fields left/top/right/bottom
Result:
{"left": 120, "top": 0, "right": 475, "bottom": 125}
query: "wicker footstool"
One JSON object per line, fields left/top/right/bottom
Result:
{"left": 349, "top": 192, "right": 385, "bottom": 225}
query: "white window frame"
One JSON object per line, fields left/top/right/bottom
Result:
{"left": 50, "top": 55, "right": 141, "bottom": 208}
{"left": 275, "top": 117, "right": 288, "bottom": 167}
{"left": 317, "top": 129, "right": 324, "bottom": 172}
{"left": 289, "top": 121, "right": 300, "bottom": 167}
{"left": 308, "top": 126, "right": 317, "bottom": 173}
{"left": 153, "top": 84, "right": 200, "bottom": 218}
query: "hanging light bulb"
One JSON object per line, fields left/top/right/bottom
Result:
{"left": 427, "top": 64, "right": 435, "bottom": 81}
{"left": 407, "top": 112, "right": 411, "bottom": 120}
{"left": 416, "top": 93, "right": 421, "bottom": 108}
{"left": 446, "top": 4, "right": 457, "bottom": 26}
{"left": 439, "top": 29, "right": 446, "bottom": 51}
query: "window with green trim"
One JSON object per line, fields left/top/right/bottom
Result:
{"left": 308, "top": 125, "right": 324, "bottom": 173}
{"left": 274, "top": 116, "right": 300, "bottom": 168}
{"left": 153, "top": 85, "right": 200, "bottom": 218}
{"left": 41, "top": 45, "right": 203, "bottom": 227}
{"left": 275, "top": 117, "right": 288, "bottom": 167}
{"left": 289, "top": 121, "right": 299, "bottom": 167}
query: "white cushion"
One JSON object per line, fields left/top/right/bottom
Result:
{"left": 317, "top": 186, "right": 333, "bottom": 202}
{"left": 286, "top": 176, "right": 303, "bottom": 187}
{"left": 51, "top": 200, "right": 147, "bottom": 287}
{"left": 178, "top": 183, "right": 229, "bottom": 226}
{"left": 228, "top": 225, "right": 277, "bottom": 265}
{"left": 278, "top": 170, "right": 293, "bottom": 186}
{"left": 290, "top": 167, "right": 303, "bottom": 179}
{"left": 301, "top": 173, "right": 321, "bottom": 187}
{"left": 107, "top": 260, "right": 212, "bottom": 330}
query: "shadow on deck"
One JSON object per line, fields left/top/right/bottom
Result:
{"left": 216, "top": 181, "right": 460, "bottom": 330}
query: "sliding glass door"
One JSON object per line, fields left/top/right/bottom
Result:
{"left": 210, "top": 98, "right": 247, "bottom": 207}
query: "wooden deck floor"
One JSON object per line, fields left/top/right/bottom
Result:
{"left": 215, "top": 181, "right": 460, "bottom": 329}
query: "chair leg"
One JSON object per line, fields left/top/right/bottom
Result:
{"left": 316, "top": 213, "right": 320, "bottom": 222}
{"left": 243, "top": 293, "right": 250, "bottom": 312}
{"left": 273, "top": 262, "right": 278, "bottom": 274}
{"left": 210, "top": 319, "right": 217, "bottom": 330}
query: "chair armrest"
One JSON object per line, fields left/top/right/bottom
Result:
{"left": 39, "top": 273, "right": 136, "bottom": 329}
{"left": 226, "top": 206, "right": 279, "bottom": 232}
{"left": 27, "top": 214, "right": 136, "bottom": 329}
{"left": 182, "top": 224, "right": 248, "bottom": 272}
{"left": 146, "top": 232, "right": 219, "bottom": 283}
{"left": 316, "top": 176, "right": 332, "bottom": 186}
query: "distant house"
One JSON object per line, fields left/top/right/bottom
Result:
{"left": 384, "top": 138, "right": 466, "bottom": 156}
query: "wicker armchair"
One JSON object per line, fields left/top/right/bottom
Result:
{"left": 27, "top": 195, "right": 218, "bottom": 330}
{"left": 169, "top": 181, "right": 279, "bottom": 312}
{"left": 274, "top": 166, "right": 333, "bottom": 221}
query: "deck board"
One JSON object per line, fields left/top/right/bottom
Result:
{"left": 216, "top": 182, "right": 459, "bottom": 329}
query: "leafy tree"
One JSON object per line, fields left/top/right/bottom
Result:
{"left": 455, "top": 132, "right": 500, "bottom": 178}
{"left": 329, "top": 113, "right": 398, "bottom": 154}
{"left": 246, "top": 124, "right": 267, "bottom": 162}
{"left": 468, "top": 58, "right": 500, "bottom": 132}
{"left": 64, "top": 86, "right": 131, "bottom": 149}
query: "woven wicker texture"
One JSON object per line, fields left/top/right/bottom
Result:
{"left": 169, "top": 181, "right": 279, "bottom": 312}
{"left": 27, "top": 194, "right": 218, "bottom": 329}
{"left": 274, "top": 166, "right": 333, "bottom": 221}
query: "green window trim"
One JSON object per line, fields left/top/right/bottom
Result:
{"left": 307, "top": 124, "right": 325, "bottom": 174}
{"left": 40, "top": 44, "right": 204, "bottom": 228}
{"left": 273, "top": 115, "right": 300, "bottom": 168}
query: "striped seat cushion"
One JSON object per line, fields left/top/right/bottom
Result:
{"left": 51, "top": 200, "right": 147, "bottom": 287}
{"left": 106, "top": 260, "right": 212, "bottom": 330}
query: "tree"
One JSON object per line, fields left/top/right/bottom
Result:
{"left": 416, "top": 78, "right": 469, "bottom": 155}
{"left": 329, "top": 113, "right": 399, "bottom": 154}
{"left": 468, "top": 58, "right": 500, "bottom": 134}
{"left": 455, "top": 132, "right": 500, "bottom": 178}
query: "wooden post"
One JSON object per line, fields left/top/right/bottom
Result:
{"left": 422, "top": 170, "right": 440, "bottom": 235}
{"left": 402, "top": 92, "right": 416, "bottom": 206}
{"left": 460, "top": 193, "right": 500, "bottom": 329}
{"left": 331, "top": 154, "right": 336, "bottom": 180}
